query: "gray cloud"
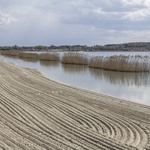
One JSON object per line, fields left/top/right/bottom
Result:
{"left": 0, "top": 0, "right": 150, "bottom": 46}
{"left": 0, "top": 12, "right": 17, "bottom": 25}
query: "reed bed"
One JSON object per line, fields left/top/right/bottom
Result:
{"left": 89, "top": 55, "right": 150, "bottom": 72}
{"left": 0, "top": 50, "right": 60, "bottom": 61}
{"left": 18, "top": 52, "right": 39, "bottom": 59}
{"left": 0, "top": 50, "right": 23, "bottom": 56}
{"left": 61, "top": 52, "right": 88, "bottom": 65}
{"left": 39, "top": 53, "right": 60, "bottom": 61}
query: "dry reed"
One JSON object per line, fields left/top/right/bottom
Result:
{"left": 61, "top": 52, "right": 88, "bottom": 65}
{"left": 89, "top": 55, "right": 150, "bottom": 72}
{"left": 0, "top": 50, "right": 23, "bottom": 56}
{"left": 18, "top": 52, "right": 39, "bottom": 59}
{"left": 39, "top": 53, "right": 60, "bottom": 61}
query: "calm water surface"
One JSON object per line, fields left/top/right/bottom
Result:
{"left": 29, "top": 51, "right": 150, "bottom": 56}
{"left": 0, "top": 52, "right": 150, "bottom": 106}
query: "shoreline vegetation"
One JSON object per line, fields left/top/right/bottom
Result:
{"left": 0, "top": 50, "right": 150, "bottom": 72}
{"left": 89, "top": 55, "right": 150, "bottom": 72}
{"left": 1, "top": 42, "right": 150, "bottom": 51}
{"left": 0, "top": 59, "right": 150, "bottom": 149}
{"left": 61, "top": 52, "right": 88, "bottom": 65}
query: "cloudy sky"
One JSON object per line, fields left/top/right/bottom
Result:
{"left": 0, "top": 0, "right": 150, "bottom": 46}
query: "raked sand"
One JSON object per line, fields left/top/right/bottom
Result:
{"left": 0, "top": 59, "right": 150, "bottom": 150}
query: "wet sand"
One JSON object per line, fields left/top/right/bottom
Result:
{"left": 0, "top": 59, "right": 150, "bottom": 150}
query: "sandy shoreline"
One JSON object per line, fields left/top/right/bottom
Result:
{"left": 0, "top": 59, "right": 150, "bottom": 149}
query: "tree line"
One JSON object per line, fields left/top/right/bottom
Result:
{"left": 1, "top": 42, "right": 150, "bottom": 51}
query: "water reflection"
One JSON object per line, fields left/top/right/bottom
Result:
{"left": 39, "top": 60, "right": 59, "bottom": 67}
{"left": 61, "top": 64, "right": 88, "bottom": 74}
{"left": 2, "top": 55, "right": 18, "bottom": 59}
{"left": 21, "top": 58, "right": 38, "bottom": 63}
{"left": 90, "top": 68, "right": 150, "bottom": 86}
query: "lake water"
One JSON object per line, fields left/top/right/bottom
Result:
{"left": 0, "top": 51, "right": 150, "bottom": 106}
{"left": 29, "top": 51, "right": 150, "bottom": 57}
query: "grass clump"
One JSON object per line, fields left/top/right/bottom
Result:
{"left": 89, "top": 55, "right": 150, "bottom": 72}
{"left": 61, "top": 52, "right": 88, "bottom": 65}
{"left": 39, "top": 53, "right": 60, "bottom": 61}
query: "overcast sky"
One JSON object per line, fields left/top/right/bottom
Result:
{"left": 0, "top": 0, "right": 150, "bottom": 46}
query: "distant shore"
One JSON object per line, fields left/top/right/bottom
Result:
{"left": 0, "top": 59, "right": 150, "bottom": 149}
{"left": 1, "top": 42, "right": 150, "bottom": 52}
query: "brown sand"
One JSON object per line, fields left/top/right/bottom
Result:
{"left": 0, "top": 59, "right": 150, "bottom": 150}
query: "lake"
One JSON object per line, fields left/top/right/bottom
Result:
{"left": 0, "top": 51, "right": 150, "bottom": 106}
